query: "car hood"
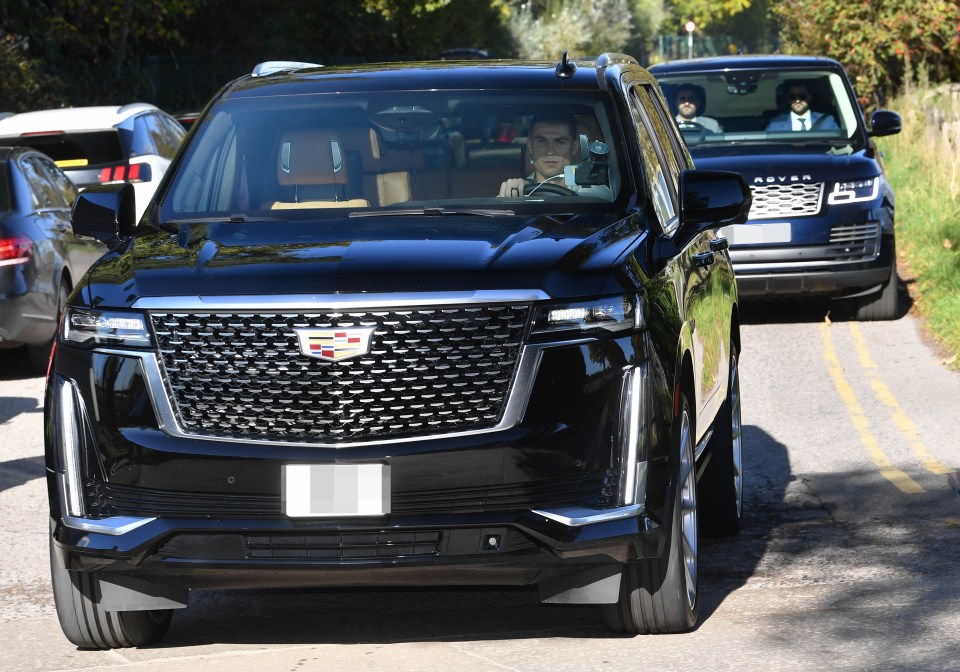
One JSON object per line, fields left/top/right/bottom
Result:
{"left": 688, "top": 145, "right": 882, "bottom": 184}
{"left": 84, "top": 213, "right": 644, "bottom": 307}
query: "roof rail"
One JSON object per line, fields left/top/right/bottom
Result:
{"left": 252, "top": 61, "right": 324, "bottom": 77}
{"left": 117, "top": 102, "right": 155, "bottom": 114}
{"left": 595, "top": 53, "right": 639, "bottom": 90}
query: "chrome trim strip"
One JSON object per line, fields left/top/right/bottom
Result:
{"left": 730, "top": 258, "right": 880, "bottom": 271}
{"left": 97, "top": 337, "right": 591, "bottom": 448}
{"left": 695, "top": 427, "right": 713, "bottom": 462}
{"left": 531, "top": 504, "right": 643, "bottom": 527}
{"left": 63, "top": 515, "right": 157, "bottom": 536}
{"left": 132, "top": 290, "right": 550, "bottom": 311}
{"left": 58, "top": 379, "right": 84, "bottom": 517}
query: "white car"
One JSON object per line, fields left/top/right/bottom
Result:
{"left": 0, "top": 103, "right": 185, "bottom": 221}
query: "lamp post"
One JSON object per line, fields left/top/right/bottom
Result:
{"left": 685, "top": 21, "right": 696, "bottom": 59}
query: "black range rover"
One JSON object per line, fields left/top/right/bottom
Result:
{"left": 650, "top": 55, "right": 901, "bottom": 320}
{"left": 45, "top": 54, "right": 750, "bottom": 647}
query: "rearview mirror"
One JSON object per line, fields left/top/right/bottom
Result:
{"left": 71, "top": 183, "right": 136, "bottom": 246}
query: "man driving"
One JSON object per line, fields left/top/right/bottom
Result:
{"left": 498, "top": 113, "right": 611, "bottom": 199}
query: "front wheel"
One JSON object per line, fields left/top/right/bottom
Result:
{"left": 49, "top": 536, "right": 172, "bottom": 649}
{"left": 699, "top": 347, "right": 743, "bottom": 537}
{"left": 601, "top": 391, "right": 698, "bottom": 634}
{"left": 850, "top": 258, "right": 899, "bottom": 321}
{"left": 26, "top": 283, "right": 68, "bottom": 375}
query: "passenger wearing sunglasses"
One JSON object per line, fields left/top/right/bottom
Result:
{"left": 765, "top": 81, "right": 839, "bottom": 132}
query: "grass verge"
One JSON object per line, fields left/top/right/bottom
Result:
{"left": 880, "top": 83, "right": 960, "bottom": 368}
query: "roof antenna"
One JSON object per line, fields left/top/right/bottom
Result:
{"left": 555, "top": 51, "right": 576, "bottom": 79}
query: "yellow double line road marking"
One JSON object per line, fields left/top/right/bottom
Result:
{"left": 848, "top": 323, "right": 954, "bottom": 476}
{"left": 819, "top": 322, "right": 924, "bottom": 493}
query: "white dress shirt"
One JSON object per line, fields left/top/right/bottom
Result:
{"left": 791, "top": 112, "right": 811, "bottom": 131}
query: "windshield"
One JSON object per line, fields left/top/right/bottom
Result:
{"left": 160, "top": 89, "right": 626, "bottom": 223}
{"left": 655, "top": 69, "right": 865, "bottom": 152}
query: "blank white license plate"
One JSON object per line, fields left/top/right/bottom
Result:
{"left": 282, "top": 464, "right": 390, "bottom": 517}
{"left": 721, "top": 223, "right": 791, "bottom": 245}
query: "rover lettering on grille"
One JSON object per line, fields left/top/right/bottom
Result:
{"left": 294, "top": 327, "right": 376, "bottom": 361}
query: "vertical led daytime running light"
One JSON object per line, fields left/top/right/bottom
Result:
{"left": 622, "top": 368, "right": 641, "bottom": 505}
{"left": 58, "top": 379, "right": 84, "bottom": 517}
{"left": 620, "top": 363, "right": 649, "bottom": 507}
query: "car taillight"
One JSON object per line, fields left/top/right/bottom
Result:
{"left": 98, "top": 163, "right": 151, "bottom": 184}
{"left": 0, "top": 236, "right": 32, "bottom": 267}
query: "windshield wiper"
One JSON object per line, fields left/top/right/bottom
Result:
{"left": 349, "top": 207, "right": 514, "bottom": 218}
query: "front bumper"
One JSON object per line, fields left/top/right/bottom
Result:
{"left": 46, "top": 322, "right": 674, "bottom": 600}
{"left": 731, "top": 230, "right": 895, "bottom": 300}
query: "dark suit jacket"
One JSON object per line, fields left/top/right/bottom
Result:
{"left": 766, "top": 111, "right": 838, "bottom": 131}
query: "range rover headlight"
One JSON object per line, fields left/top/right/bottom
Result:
{"left": 531, "top": 295, "right": 644, "bottom": 336}
{"left": 63, "top": 307, "right": 152, "bottom": 348}
{"left": 827, "top": 177, "right": 880, "bottom": 205}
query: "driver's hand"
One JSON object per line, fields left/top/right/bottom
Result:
{"left": 498, "top": 178, "right": 526, "bottom": 197}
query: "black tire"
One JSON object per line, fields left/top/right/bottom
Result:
{"left": 699, "top": 347, "right": 743, "bottom": 537}
{"left": 49, "top": 536, "right": 172, "bottom": 649}
{"left": 851, "top": 259, "right": 898, "bottom": 321}
{"left": 601, "top": 392, "right": 698, "bottom": 634}
{"left": 26, "top": 283, "right": 68, "bottom": 375}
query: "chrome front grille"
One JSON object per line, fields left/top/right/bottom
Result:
{"left": 149, "top": 305, "right": 529, "bottom": 442}
{"left": 749, "top": 183, "right": 824, "bottom": 219}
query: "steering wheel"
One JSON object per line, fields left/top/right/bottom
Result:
{"left": 677, "top": 121, "right": 704, "bottom": 130}
{"left": 525, "top": 181, "right": 577, "bottom": 197}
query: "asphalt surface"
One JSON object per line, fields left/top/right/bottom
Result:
{"left": 1, "top": 299, "right": 959, "bottom": 671}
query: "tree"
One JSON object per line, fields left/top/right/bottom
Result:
{"left": 507, "top": 0, "right": 633, "bottom": 60}
{"left": 669, "top": 0, "right": 751, "bottom": 30}
{"left": 774, "top": 0, "right": 960, "bottom": 107}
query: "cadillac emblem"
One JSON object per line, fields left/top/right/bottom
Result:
{"left": 294, "top": 327, "right": 376, "bottom": 362}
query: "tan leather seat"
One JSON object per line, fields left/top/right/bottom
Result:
{"left": 270, "top": 129, "right": 369, "bottom": 209}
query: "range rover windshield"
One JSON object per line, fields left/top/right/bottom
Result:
{"left": 655, "top": 69, "right": 866, "bottom": 152}
{"left": 160, "top": 89, "right": 625, "bottom": 222}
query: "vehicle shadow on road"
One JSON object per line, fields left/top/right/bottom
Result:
{"left": 0, "top": 347, "right": 41, "bottom": 381}
{"left": 151, "top": 425, "right": 795, "bottom": 647}
{"left": 0, "top": 455, "right": 46, "bottom": 493}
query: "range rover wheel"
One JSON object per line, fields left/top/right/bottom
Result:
{"left": 699, "top": 348, "right": 743, "bottom": 537}
{"left": 851, "top": 258, "right": 899, "bottom": 321}
{"left": 601, "top": 392, "right": 698, "bottom": 634}
{"left": 49, "top": 537, "right": 172, "bottom": 649}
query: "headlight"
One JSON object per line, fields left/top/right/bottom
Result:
{"left": 827, "top": 177, "right": 880, "bottom": 205}
{"left": 62, "top": 307, "right": 152, "bottom": 348}
{"left": 530, "top": 295, "right": 643, "bottom": 336}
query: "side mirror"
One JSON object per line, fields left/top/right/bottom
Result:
{"left": 71, "top": 183, "right": 136, "bottom": 245}
{"left": 679, "top": 169, "right": 751, "bottom": 230}
{"left": 869, "top": 110, "right": 901, "bottom": 137}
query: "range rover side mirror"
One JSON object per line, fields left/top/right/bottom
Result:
{"left": 71, "top": 183, "right": 136, "bottom": 246}
{"left": 869, "top": 110, "right": 902, "bottom": 137}
{"left": 678, "top": 169, "right": 752, "bottom": 232}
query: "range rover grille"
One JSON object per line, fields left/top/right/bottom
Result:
{"left": 749, "top": 183, "right": 824, "bottom": 219}
{"left": 149, "top": 305, "right": 529, "bottom": 442}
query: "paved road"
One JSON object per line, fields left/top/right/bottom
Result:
{"left": 1, "top": 302, "right": 959, "bottom": 672}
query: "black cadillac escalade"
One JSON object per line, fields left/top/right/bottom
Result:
{"left": 45, "top": 54, "right": 750, "bottom": 647}
{"left": 650, "top": 55, "right": 901, "bottom": 320}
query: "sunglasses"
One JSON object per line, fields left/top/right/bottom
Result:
{"left": 788, "top": 92, "right": 809, "bottom": 101}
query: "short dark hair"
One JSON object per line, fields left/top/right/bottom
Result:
{"left": 529, "top": 112, "right": 577, "bottom": 140}
{"left": 785, "top": 80, "right": 812, "bottom": 95}
{"left": 676, "top": 84, "right": 700, "bottom": 101}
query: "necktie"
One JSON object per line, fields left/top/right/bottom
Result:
{"left": 798, "top": 118, "right": 807, "bottom": 131}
